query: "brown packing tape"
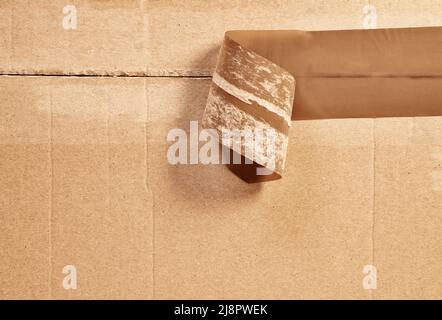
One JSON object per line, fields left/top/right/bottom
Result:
{"left": 202, "top": 27, "right": 442, "bottom": 182}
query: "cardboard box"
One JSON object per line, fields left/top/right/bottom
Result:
{"left": 0, "top": 0, "right": 441, "bottom": 299}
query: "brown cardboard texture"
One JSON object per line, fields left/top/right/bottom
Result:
{"left": 0, "top": 1, "right": 441, "bottom": 300}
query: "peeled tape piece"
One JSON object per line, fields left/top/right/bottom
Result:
{"left": 202, "top": 35, "right": 295, "bottom": 181}
{"left": 202, "top": 27, "right": 442, "bottom": 182}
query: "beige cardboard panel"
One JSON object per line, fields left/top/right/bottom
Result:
{"left": 373, "top": 118, "right": 442, "bottom": 299}
{"left": 147, "top": 0, "right": 368, "bottom": 75}
{"left": 0, "top": 0, "right": 369, "bottom": 76}
{"left": 0, "top": 77, "right": 51, "bottom": 299}
{"left": 1, "top": 0, "right": 148, "bottom": 75}
{"left": 0, "top": 76, "right": 440, "bottom": 299}
{"left": 3, "top": 0, "right": 442, "bottom": 76}
{"left": 371, "top": 0, "right": 442, "bottom": 28}
{"left": 149, "top": 78, "right": 373, "bottom": 299}
{"left": 48, "top": 78, "right": 153, "bottom": 299}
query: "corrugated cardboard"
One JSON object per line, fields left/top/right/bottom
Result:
{"left": 0, "top": 0, "right": 441, "bottom": 299}
{"left": 1, "top": 76, "right": 153, "bottom": 299}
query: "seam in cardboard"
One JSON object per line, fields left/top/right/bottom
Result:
{"left": 5, "top": 73, "right": 442, "bottom": 80}
{"left": 49, "top": 86, "right": 54, "bottom": 299}
{"left": 106, "top": 87, "right": 111, "bottom": 297}
{"left": 5, "top": 70, "right": 442, "bottom": 79}
{"left": 370, "top": 118, "right": 376, "bottom": 300}
{"left": 0, "top": 72, "right": 213, "bottom": 79}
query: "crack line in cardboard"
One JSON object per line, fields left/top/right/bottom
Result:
{"left": 0, "top": 73, "right": 213, "bottom": 79}
{"left": 370, "top": 118, "right": 376, "bottom": 300}
{"left": 4, "top": 73, "right": 442, "bottom": 79}
{"left": 106, "top": 84, "right": 111, "bottom": 297}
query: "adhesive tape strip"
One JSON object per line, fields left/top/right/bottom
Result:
{"left": 202, "top": 27, "right": 442, "bottom": 182}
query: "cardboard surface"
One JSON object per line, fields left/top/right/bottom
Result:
{"left": 374, "top": 118, "right": 442, "bottom": 299}
{"left": 0, "top": 1, "right": 441, "bottom": 299}
{"left": 0, "top": 0, "right": 381, "bottom": 76}
{"left": 149, "top": 78, "right": 373, "bottom": 299}
{"left": 1, "top": 76, "right": 440, "bottom": 299}
{"left": 1, "top": 77, "right": 153, "bottom": 299}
